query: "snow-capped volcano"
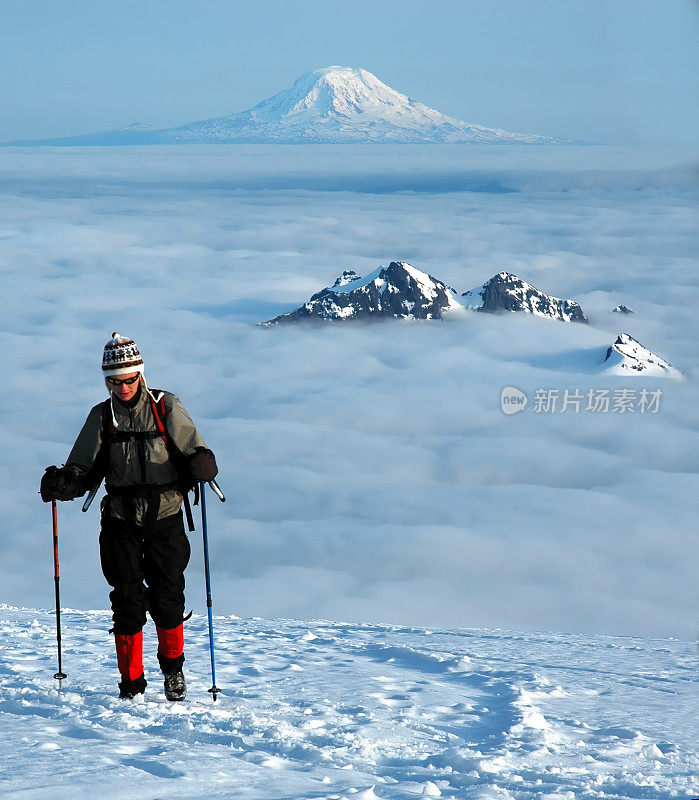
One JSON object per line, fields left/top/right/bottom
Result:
{"left": 263, "top": 261, "right": 464, "bottom": 324}
{"left": 7, "top": 67, "right": 568, "bottom": 146}
{"left": 602, "top": 333, "right": 683, "bottom": 378}
{"left": 168, "top": 66, "right": 560, "bottom": 144}
{"left": 461, "top": 271, "right": 588, "bottom": 322}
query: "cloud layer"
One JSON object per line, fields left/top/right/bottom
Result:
{"left": 1, "top": 144, "right": 697, "bottom": 639}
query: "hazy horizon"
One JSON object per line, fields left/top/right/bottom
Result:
{"left": 1, "top": 1, "right": 697, "bottom": 145}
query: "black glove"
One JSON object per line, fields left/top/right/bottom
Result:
{"left": 40, "top": 465, "right": 86, "bottom": 503}
{"left": 187, "top": 448, "right": 218, "bottom": 483}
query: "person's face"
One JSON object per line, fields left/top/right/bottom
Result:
{"left": 107, "top": 372, "right": 141, "bottom": 402}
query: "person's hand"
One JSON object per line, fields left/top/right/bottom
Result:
{"left": 188, "top": 448, "right": 218, "bottom": 483}
{"left": 40, "top": 465, "right": 85, "bottom": 502}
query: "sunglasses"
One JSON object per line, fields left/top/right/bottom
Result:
{"left": 106, "top": 374, "right": 141, "bottom": 387}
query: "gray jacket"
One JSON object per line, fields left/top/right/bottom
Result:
{"left": 67, "top": 388, "right": 207, "bottom": 524}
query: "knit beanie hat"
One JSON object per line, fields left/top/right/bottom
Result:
{"left": 102, "top": 333, "right": 159, "bottom": 426}
{"left": 102, "top": 332, "right": 145, "bottom": 380}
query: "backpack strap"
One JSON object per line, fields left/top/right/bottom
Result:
{"left": 149, "top": 391, "right": 168, "bottom": 445}
{"left": 101, "top": 399, "right": 115, "bottom": 442}
{"left": 149, "top": 390, "right": 196, "bottom": 532}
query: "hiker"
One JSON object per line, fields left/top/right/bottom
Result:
{"left": 40, "top": 332, "right": 218, "bottom": 701}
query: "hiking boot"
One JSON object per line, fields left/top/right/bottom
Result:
{"left": 118, "top": 672, "right": 147, "bottom": 699}
{"left": 163, "top": 670, "right": 187, "bottom": 701}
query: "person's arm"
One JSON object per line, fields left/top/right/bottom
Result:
{"left": 165, "top": 394, "right": 218, "bottom": 483}
{"left": 40, "top": 404, "right": 103, "bottom": 502}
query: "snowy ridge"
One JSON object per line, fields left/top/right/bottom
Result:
{"left": 1, "top": 607, "right": 695, "bottom": 800}
{"left": 602, "top": 333, "right": 683, "bottom": 378}
{"left": 7, "top": 67, "right": 569, "bottom": 146}
{"left": 263, "top": 261, "right": 465, "bottom": 324}
{"left": 461, "top": 271, "right": 588, "bottom": 322}
{"left": 262, "top": 263, "right": 593, "bottom": 326}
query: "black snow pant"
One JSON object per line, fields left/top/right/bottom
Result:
{"left": 99, "top": 509, "right": 191, "bottom": 636}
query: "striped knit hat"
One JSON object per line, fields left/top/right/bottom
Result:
{"left": 102, "top": 332, "right": 145, "bottom": 379}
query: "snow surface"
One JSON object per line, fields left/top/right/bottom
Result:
{"left": 1, "top": 606, "right": 696, "bottom": 800}
{"left": 602, "top": 333, "right": 683, "bottom": 379}
{"left": 323, "top": 266, "right": 386, "bottom": 295}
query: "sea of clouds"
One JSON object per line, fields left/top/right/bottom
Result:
{"left": 0, "top": 144, "right": 697, "bottom": 639}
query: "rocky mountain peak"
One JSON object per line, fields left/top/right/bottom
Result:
{"left": 602, "top": 333, "right": 682, "bottom": 378}
{"left": 264, "top": 261, "right": 463, "bottom": 325}
{"left": 461, "top": 272, "right": 588, "bottom": 323}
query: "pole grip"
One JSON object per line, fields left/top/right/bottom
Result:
{"left": 208, "top": 479, "right": 226, "bottom": 503}
{"left": 82, "top": 481, "right": 101, "bottom": 512}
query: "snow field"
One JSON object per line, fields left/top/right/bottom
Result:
{"left": 1, "top": 607, "right": 696, "bottom": 799}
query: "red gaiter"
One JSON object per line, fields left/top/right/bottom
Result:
{"left": 156, "top": 624, "right": 184, "bottom": 659}
{"left": 115, "top": 631, "right": 144, "bottom": 680}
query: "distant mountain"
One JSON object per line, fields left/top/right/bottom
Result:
{"left": 611, "top": 304, "right": 635, "bottom": 315}
{"left": 461, "top": 271, "right": 588, "bottom": 323}
{"left": 261, "top": 262, "right": 592, "bottom": 326}
{"left": 7, "top": 66, "right": 571, "bottom": 146}
{"left": 602, "top": 333, "right": 682, "bottom": 378}
{"left": 262, "top": 261, "right": 464, "bottom": 325}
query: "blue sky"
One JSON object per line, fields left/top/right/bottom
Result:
{"left": 1, "top": 0, "right": 697, "bottom": 143}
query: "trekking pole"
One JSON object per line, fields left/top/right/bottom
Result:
{"left": 200, "top": 482, "right": 220, "bottom": 701}
{"left": 51, "top": 500, "right": 67, "bottom": 684}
